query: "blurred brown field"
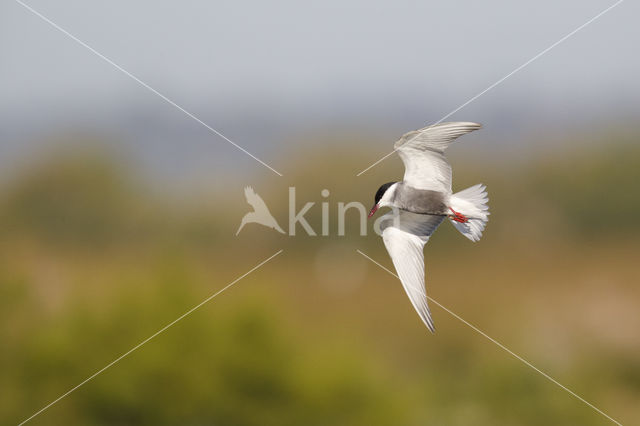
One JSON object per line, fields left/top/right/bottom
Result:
{"left": 1, "top": 132, "right": 639, "bottom": 426}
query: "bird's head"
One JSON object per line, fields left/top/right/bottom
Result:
{"left": 368, "top": 182, "right": 397, "bottom": 218}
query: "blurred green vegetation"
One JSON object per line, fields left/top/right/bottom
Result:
{"left": 530, "top": 144, "right": 640, "bottom": 236}
{"left": 1, "top": 155, "right": 135, "bottom": 245}
{"left": 0, "top": 137, "right": 639, "bottom": 425}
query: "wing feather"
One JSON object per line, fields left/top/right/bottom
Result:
{"left": 380, "top": 211, "right": 445, "bottom": 332}
{"left": 394, "top": 122, "right": 481, "bottom": 193}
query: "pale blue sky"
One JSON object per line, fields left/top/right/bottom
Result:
{"left": 3, "top": 1, "right": 638, "bottom": 110}
{"left": 1, "top": 0, "right": 638, "bottom": 186}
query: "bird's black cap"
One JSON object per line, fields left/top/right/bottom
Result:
{"left": 374, "top": 182, "right": 396, "bottom": 204}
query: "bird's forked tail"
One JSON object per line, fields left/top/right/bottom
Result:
{"left": 448, "top": 184, "right": 489, "bottom": 242}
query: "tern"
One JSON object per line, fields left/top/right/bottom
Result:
{"left": 368, "top": 122, "right": 489, "bottom": 332}
{"left": 236, "top": 186, "right": 285, "bottom": 235}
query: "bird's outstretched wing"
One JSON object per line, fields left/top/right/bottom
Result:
{"left": 244, "top": 186, "right": 270, "bottom": 212}
{"left": 380, "top": 211, "right": 445, "bottom": 333}
{"left": 394, "top": 122, "right": 481, "bottom": 193}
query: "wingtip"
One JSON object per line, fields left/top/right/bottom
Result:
{"left": 421, "top": 315, "right": 436, "bottom": 333}
{"left": 458, "top": 121, "right": 482, "bottom": 131}
{"left": 448, "top": 121, "right": 482, "bottom": 131}
{"left": 433, "top": 121, "right": 482, "bottom": 128}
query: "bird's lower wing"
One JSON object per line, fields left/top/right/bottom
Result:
{"left": 381, "top": 212, "right": 444, "bottom": 332}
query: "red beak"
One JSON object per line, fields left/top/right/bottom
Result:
{"left": 368, "top": 204, "right": 379, "bottom": 218}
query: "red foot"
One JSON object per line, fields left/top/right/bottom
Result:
{"left": 449, "top": 208, "right": 468, "bottom": 223}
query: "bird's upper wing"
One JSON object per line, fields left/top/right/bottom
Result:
{"left": 380, "top": 211, "right": 445, "bottom": 332}
{"left": 244, "top": 186, "right": 270, "bottom": 212}
{"left": 394, "top": 122, "right": 481, "bottom": 193}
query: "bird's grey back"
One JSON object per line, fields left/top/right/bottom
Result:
{"left": 392, "top": 183, "right": 448, "bottom": 216}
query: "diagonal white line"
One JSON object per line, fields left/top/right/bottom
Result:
{"left": 14, "top": 0, "right": 283, "bottom": 177}
{"left": 18, "top": 249, "right": 284, "bottom": 426}
{"left": 355, "top": 150, "right": 397, "bottom": 177}
{"left": 356, "top": 0, "right": 625, "bottom": 176}
{"left": 357, "top": 249, "right": 623, "bottom": 426}
{"left": 433, "top": 0, "right": 625, "bottom": 126}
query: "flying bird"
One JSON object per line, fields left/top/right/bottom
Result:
{"left": 236, "top": 186, "right": 285, "bottom": 235}
{"left": 368, "top": 122, "right": 489, "bottom": 332}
